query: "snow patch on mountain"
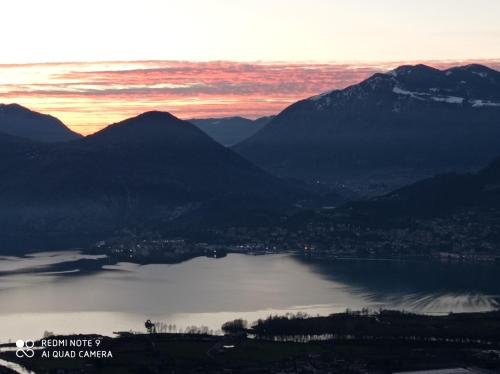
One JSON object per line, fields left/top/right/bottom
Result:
{"left": 431, "top": 96, "right": 464, "bottom": 104}
{"left": 472, "top": 71, "right": 488, "bottom": 78}
{"left": 471, "top": 100, "right": 500, "bottom": 107}
{"left": 392, "top": 86, "right": 426, "bottom": 100}
{"left": 392, "top": 86, "right": 466, "bottom": 104}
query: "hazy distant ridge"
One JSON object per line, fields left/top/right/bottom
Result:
{"left": 189, "top": 116, "right": 273, "bottom": 146}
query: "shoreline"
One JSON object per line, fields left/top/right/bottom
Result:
{"left": 2, "top": 309, "right": 500, "bottom": 373}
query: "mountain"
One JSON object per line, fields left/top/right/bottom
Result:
{"left": 234, "top": 64, "right": 500, "bottom": 195}
{"left": 0, "top": 103, "right": 82, "bottom": 142}
{"left": 189, "top": 116, "right": 273, "bottom": 146}
{"left": 235, "top": 156, "right": 500, "bottom": 258}
{"left": 0, "top": 131, "right": 48, "bottom": 174}
{"left": 322, "top": 156, "right": 500, "bottom": 255}
{"left": 347, "top": 154, "right": 500, "bottom": 222}
{"left": 0, "top": 111, "right": 300, "bottom": 252}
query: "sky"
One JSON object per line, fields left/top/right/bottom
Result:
{"left": 1, "top": 0, "right": 500, "bottom": 134}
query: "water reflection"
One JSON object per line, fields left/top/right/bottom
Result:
{"left": 0, "top": 251, "right": 108, "bottom": 276}
{"left": 0, "top": 252, "right": 498, "bottom": 342}
{"left": 295, "top": 256, "right": 500, "bottom": 312}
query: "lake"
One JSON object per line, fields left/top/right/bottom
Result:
{"left": 0, "top": 251, "right": 499, "bottom": 343}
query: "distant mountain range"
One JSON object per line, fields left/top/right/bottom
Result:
{"left": 189, "top": 116, "right": 273, "bottom": 146}
{"left": 2, "top": 63, "right": 500, "bottom": 253}
{"left": 0, "top": 111, "right": 300, "bottom": 251}
{"left": 0, "top": 103, "right": 81, "bottom": 142}
{"left": 235, "top": 64, "right": 500, "bottom": 195}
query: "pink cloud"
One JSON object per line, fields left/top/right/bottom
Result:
{"left": 2, "top": 59, "right": 499, "bottom": 135}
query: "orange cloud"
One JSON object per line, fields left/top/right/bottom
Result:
{"left": 2, "top": 59, "right": 499, "bottom": 135}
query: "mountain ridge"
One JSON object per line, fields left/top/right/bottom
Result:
{"left": 0, "top": 103, "right": 82, "bottom": 142}
{"left": 189, "top": 115, "right": 273, "bottom": 146}
{"left": 234, "top": 64, "right": 500, "bottom": 195}
{"left": 0, "top": 111, "right": 301, "bottom": 252}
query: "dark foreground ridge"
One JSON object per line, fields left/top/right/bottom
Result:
{"left": 1, "top": 310, "right": 500, "bottom": 373}
{"left": 0, "top": 110, "right": 302, "bottom": 253}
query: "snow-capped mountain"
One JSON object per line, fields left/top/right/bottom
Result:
{"left": 234, "top": 64, "right": 500, "bottom": 195}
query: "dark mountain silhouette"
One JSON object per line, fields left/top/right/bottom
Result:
{"left": 0, "top": 111, "right": 301, "bottom": 252}
{"left": 189, "top": 116, "right": 273, "bottom": 146}
{"left": 268, "top": 156, "right": 500, "bottom": 257}
{"left": 234, "top": 64, "right": 500, "bottom": 195}
{"left": 0, "top": 103, "right": 82, "bottom": 142}
{"left": 0, "top": 132, "right": 48, "bottom": 175}
{"left": 346, "top": 154, "right": 500, "bottom": 222}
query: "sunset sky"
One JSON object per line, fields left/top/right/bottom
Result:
{"left": 1, "top": 0, "right": 500, "bottom": 134}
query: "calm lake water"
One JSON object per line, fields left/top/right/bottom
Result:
{"left": 0, "top": 251, "right": 499, "bottom": 343}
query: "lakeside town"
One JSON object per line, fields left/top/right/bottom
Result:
{"left": 88, "top": 207, "right": 500, "bottom": 265}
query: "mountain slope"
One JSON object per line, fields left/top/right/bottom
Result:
{"left": 347, "top": 154, "right": 500, "bottom": 222}
{"left": 234, "top": 64, "right": 500, "bottom": 195}
{"left": 249, "top": 156, "right": 500, "bottom": 258}
{"left": 0, "top": 111, "right": 300, "bottom": 251}
{"left": 0, "top": 103, "right": 82, "bottom": 142}
{"left": 189, "top": 116, "right": 273, "bottom": 146}
{"left": 0, "top": 131, "right": 49, "bottom": 175}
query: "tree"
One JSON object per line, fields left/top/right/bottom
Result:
{"left": 145, "top": 319, "right": 156, "bottom": 334}
{"left": 221, "top": 319, "right": 248, "bottom": 334}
